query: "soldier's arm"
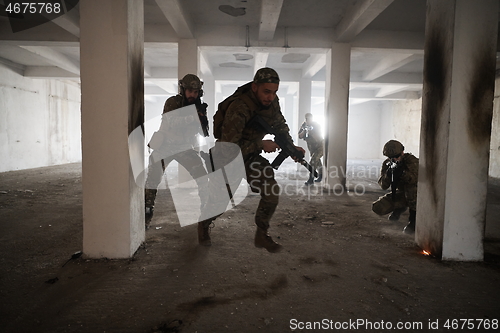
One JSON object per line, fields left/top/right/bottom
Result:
{"left": 401, "top": 155, "right": 419, "bottom": 185}
{"left": 378, "top": 159, "right": 392, "bottom": 190}
{"left": 221, "top": 99, "right": 263, "bottom": 156}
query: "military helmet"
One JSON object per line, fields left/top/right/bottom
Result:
{"left": 383, "top": 140, "right": 405, "bottom": 158}
{"left": 179, "top": 74, "right": 203, "bottom": 90}
{"left": 253, "top": 67, "right": 280, "bottom": 84}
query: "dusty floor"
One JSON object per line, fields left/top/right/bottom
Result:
{"left": 0, "top": 160, "right": 499, "bottom": 333}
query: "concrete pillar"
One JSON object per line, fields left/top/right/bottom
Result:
{"left": 324, "top": 43, "right": 351, "bottom": 190}
{"left": 179, "top": 39, "right": 199, "bottom": 78}
{"left": 177, "top": 39, "right": 199, "bottom": 183}
{"left": 416, "top": 0, "right": 498, "bottom": 261}
{"left": 80, "top": 0, "right": 145, "bottom": 258}
{"left": 298, "top": 78, "right": 312, "bottom": 156}
{"left": 284, "top": 94, "right": 296, "bottom": 140}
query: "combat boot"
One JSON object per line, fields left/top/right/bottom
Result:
{"left": 198, "top": 221, "right": 212, "bottom": 246}
{"left": 254, "top": 227, "right": 282, "bottom": 253}
{"left": 388, "top": 207, "right": 407, "bottom": 221}
{"left": 314, "top": 169, "right": 323, "bottom": 182}
{"left": 145, "top": 188, "right": 157, "bottom": 228}
{"left": 403, "top": 209, "right": 416, "bottom": 234}
{"left": 305, "top": 173, "right": 314, "bottom": 186}
{"left": 145, "top": 207, "right": 154, "bottom": 228}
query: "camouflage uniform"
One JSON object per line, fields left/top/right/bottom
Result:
{"left": 217, "top": 68, "right": 293, "bottom": 251}
{"left": 145, "top": 75, "right": 212, "bottom": 241}
{"left": 144, "top": 94, "right": 208, "bottom": 209}
{"left": 298, "top": 117, "right": 324, "bottom": 183}
{"left": 372, "top": 153, "right": 419, "bottom": 213}
{"left": 372, "top": 140, "right": 419, "bottom": 234}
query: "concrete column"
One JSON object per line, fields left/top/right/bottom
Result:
{"left": 324, "top": 43, "right": 351, "bottom": 190}
{"left": 298, "top": 78, "right": 312, "bottom": 156}
{"left": 416, "top": 0, "right": 498, "bottom": 261}
{"left": 80, "top": 0, "right": 145, "bottom": 258}
{"left": 284, "top": 94, "right": 296, "bottom": 140}
{"left": 177, "top": 39, "right": 199, "bottom": 183}
{"left": 202, "top": 74, "right": 215, "bottom": 148}
{"left": 178, "top": 39, "right": 199, "bottom": 77}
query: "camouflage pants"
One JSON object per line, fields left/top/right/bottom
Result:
{"left": 246, "top": 155, "right": 280, "bottom": 230}
{"left": 372, "top": 184, "right": 417, "bottom": 215}
{"left": 309, "top": 146, "right": 323, "bottom": 175}
{"left": 144, "top": 149, "right": 208, "bottom": 209}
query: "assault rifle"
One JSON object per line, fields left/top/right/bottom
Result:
{"left": 386, "top": 160, "right": 404, "bottom": 201}
{"left": 195, "top": 101, "right": 210, "bottom": 137}
{"left": 249, "top": 115, "right": 318, "bottom": 178}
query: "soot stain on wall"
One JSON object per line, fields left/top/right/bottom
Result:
{"left": 467, "top": 45, "right": 495, "bottom": 147}
{"left": 422, "top": 27, "right": 448, "bottom": 208}
{"left": 129, "top": 52, "right": 145, "bottom": 135}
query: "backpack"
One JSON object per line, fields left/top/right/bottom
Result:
{"left": 213, "top": 82, "right": 256, "bottom": 139}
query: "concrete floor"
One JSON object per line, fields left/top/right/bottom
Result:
{"left": 0, "top": 160, "right": 499, "bottom": 333}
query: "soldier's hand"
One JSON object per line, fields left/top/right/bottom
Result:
{"left": 386, "top": 166, "right": 393, "bottom": 178}
{"left": 262, "top": 140, "right": 280, "bottom": 153}
{"left": 292, "top": 146, "right": 306, "bottom": 162}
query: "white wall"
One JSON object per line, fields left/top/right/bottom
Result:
{"left": 347, "top": 101, "right": 383, "bottom": 159}
{"left": 377, "top": 99, "right": 422, "bottom": 159}
{"left": 0, "top": 64, "right": 81, "bottom": 172}
{"left": 379, "top": 101, "right": 395, "bottom": 158}
{"left": 392, "top": 98, "right": 422, "bottom": 158}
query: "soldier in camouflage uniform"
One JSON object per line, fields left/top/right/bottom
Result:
{"left": 144, "top": 74, "right": 213, "bottom": 245}
{"left": 372, "top": 140, "right": 419, "bottom": 234}
{"left": 298, "top": 113, "right": 324, "bottom": 185}
{"left": 218, "top": 67, "right": 305, "bottom": 252}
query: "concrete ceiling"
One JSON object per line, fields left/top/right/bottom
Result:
{"left": 0, "top": 0, "right": 497, "bottom": 104}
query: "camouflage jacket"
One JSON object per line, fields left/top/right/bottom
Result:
{"left": 378, "top": 153, "right": 419, "bottom": 190}
{"left": 299, "top": 120, "right": 323, "bottom": 152}
{"left": 156, "top": 95, "right": 200, "bottom": 148}
{"left": 220, "top": 83, "right": 294, "bottom": 160}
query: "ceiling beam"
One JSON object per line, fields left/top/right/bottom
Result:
{"left": 155, "top": 0, "right": 194, "bottom": 39}
{"left": 23, "top": 66, "right": 79, "bottom": 79}
{"left": 302, "top": 54, "right": 326, "bottom": 79}
{"left": 375, "top": 85, "right": 410, "bottom": 97}
{"left": 258, "top": 0, "right": 284, "bottom": 41}
{"left": 18, "top": 46, "right": 80, "bottom": 75}
{"left": 147, "top": 67, "right": 178, "bottom": 79}
{"left": 349, "top": 90, "right": 420, "bottom": 99}
{"left": 199, "top": 52, "right": 213, "bottom": 78}
{"left": 335, "top": 0, "right": 395, "bottom": 42}
{"left": 362, "top": 53, "right": 419, "bottom": 81}
{"left": 351, "top": 71, "right": 423, "bottom": 85}
{"left": 0, "top": 56, "right": 26, "bottom": 75}
{"left": 254, "top": 52, "right": 269, "bottom": 73}
{"left": 152, "top": 81, "right": 178, "bottom": 95}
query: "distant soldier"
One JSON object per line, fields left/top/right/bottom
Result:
{"left": 372, "top": 140, "right": 419, "bottom": 234}
{"left": 298, "top": 113, "right": 323, "bottom": 185}
{"left": 144, "top": 74, "right": 213, "bottom": 245}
